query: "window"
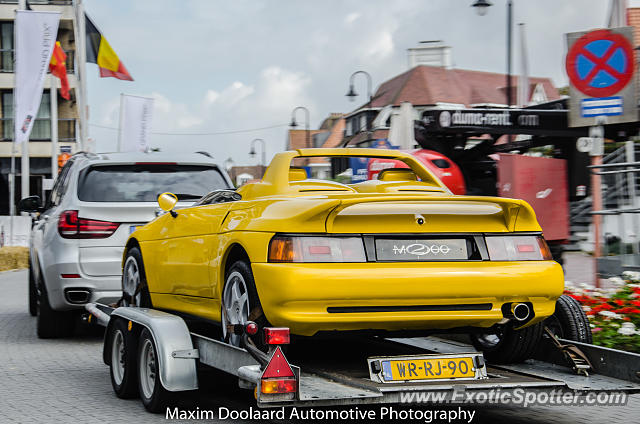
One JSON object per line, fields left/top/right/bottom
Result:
{"left": 0, "top": 22, "right": 13, "bottom": 72}
{"left": 77, "top": 164, "right": 231, "bottom": 202}
{"left": 2, "top": 91, "right": 51, "bottom": 140}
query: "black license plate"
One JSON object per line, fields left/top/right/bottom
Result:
{"left": 375, "top": 239, "right": 468, "bottom": 261}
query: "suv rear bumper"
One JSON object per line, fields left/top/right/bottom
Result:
{"left": 43, "top": 263, "right": 121, "bottom": 310}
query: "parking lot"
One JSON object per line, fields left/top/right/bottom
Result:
{"left": 1, "top": 268, "right": 639, "bottom": 423}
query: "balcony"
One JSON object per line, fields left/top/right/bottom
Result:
{"left": 0, "top": 48, "right": 75, "bottom": 73}
{"left": 0, "top": 118, "right": 76, "bottom": 142}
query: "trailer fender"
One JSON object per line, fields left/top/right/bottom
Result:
{"left": 108, "top": 307, "right": 199, "bottom": 392}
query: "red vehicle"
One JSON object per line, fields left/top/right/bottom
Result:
{"left": 368, "top": 149, "right": 466, "bottom": 195}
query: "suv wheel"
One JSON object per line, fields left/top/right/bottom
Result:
{"left": 36, "top": 279, "right": 75, "bottom": 339}
{"left": 28, "top": 264, "right": 37, "bottom": 316}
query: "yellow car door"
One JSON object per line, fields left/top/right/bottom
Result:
{"left": 163, "top": 203, "right": 233, "bottom": 298}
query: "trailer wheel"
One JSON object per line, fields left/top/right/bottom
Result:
{"left": 138, "top": 328, "right": 173, "bottom": 412}
{"left": 545, "top": 294, "right": 592, "bottom": 343}
{"left": 470, "top": 322, "right": 544, "bottom": 364}
{"left": 222, "top": 260, "right": 269, "bottom": 350}
{"left": 122, "top": 247, "right": 152, "bottom": 308}
{"left": 109, "top": 319, "right": 138, "bottom": 398}
{"left": 28, "top": 264, "right": 37, "bottom": 316}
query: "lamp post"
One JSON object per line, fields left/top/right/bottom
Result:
{"left": 249, "top": 138, "right": 266, "bottom": 178}
{"left": 346, "top": 70, "right": 373, "bottom": 137}
{"left": 290, "top": 106, "right": 311, "bottom": 151}
{"left": 472, "top": 0, "right": 513, "bottom": 108}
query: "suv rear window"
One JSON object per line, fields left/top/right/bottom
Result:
{"left": 77, "top": 164, "right": 230, "bottom": 202}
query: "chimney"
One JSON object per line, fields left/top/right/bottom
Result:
{"left": 407, "top": 40, "right": 452, "bottom": 69}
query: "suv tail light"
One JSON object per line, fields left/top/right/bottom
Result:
{"left": 58, "top": 210, "right": 120, "bottom": 239}
{"left": 485, "top": 235, "right": 553, "bottom": 261}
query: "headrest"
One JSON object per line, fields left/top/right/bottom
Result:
{"left": 289, "top": 168, "right": 308, "bottom": 181}
{"left": 377, "top": 168, "right": 418, "bottom": 182}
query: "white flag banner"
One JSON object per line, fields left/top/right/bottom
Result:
{"left": 118, "top": 94, "right": 154, "bottom": 152}
{"left": 517, "top": 23, "right": 530, "bottom": 107}
{"left": 14, "top": 10, "right": 61, "bottom": 145}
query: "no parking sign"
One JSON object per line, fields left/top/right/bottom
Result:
{"left": 565, "top": 27, "right": 637, "bottom": 127}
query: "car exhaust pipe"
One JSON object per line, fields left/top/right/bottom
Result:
{"left": 511, "top": 303, "right": 531, "bottom": 322}
{"left": 65, "top": 289, "right": 91, "bottom": 304}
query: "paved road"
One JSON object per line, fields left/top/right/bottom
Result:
{"left": 1, "top": 269, "right": 638, "bottom": 423}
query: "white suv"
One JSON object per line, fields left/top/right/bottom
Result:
{"left": 19, "top": 152, "right": 233, "bottom": 338}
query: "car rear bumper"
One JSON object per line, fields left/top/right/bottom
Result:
{"left": 44, "top": 262, "right": 122, "bottom": 311}
{"left": 251, "top": 261, "right": 564, "bottom": 336}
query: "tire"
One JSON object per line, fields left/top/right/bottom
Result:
{"left": 545, "top": 294, "right": 592, "bottom": 344}
{"left": 36, "top": 279, "right": 74, "bottom": 339}
{"left": 109, "top": 319, "right": 139, "bottom": 398}
{"left": 222, "top": 260, "right": 269, "bottom": 350}
{"left": 138, "top": 328, "right": 173, "bottom": 413}
{"left": 550, "top": 244, "right": 564, "bottom": 267}
{"left": 470, "top": 322, "right": 544, "bottom": 364}
{"left": 28, "top": 264, "right": 37, "bottom": 316}
{"left": 122, "top": 247, "right": 152, "bottom": 308}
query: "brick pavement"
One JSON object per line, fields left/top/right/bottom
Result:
{"left": 0, "top": 269, "right": 638, "bottom": 423}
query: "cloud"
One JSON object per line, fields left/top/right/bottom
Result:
{"left": 344, "top": 12, "right": 361, "bottom": 25}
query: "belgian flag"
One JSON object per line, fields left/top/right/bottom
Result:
{"left": 85, "top": 14, "right": 133, "bottom": 81}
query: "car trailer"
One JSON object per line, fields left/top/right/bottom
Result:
{"left": 85, "top": 302, "right": 640, "bottom": 413}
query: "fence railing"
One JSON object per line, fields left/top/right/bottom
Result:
{"left": 0, "top": 118, "right": 76, "bottom": 142}
{"left": 0, "top": 48, "right": 75, "bottom": 73}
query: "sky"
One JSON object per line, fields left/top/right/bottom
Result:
{"left": 82, "top": 0, "right": 616, "bottom": 168}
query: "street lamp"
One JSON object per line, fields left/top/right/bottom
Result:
{"left": 290, "top": 106, "right": 311, "bottom": 149}
{"left": 346, "top": 70, "right": 373, "bottom": 136}
{"left": 223, "top": 157, "right": 234, "bottom": 171}
{"left": 249, "top": 138, "right": 266, "bottom": 177}
{"left": 472, "top": 0, "right": 512, "bottom": 108}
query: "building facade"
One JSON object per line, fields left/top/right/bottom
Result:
{"left": 0, "top": 0, "right": 79, "bottom": 215}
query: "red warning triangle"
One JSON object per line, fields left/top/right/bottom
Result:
{"left": 262, "top": 346, "right": 294, "bottom": 379}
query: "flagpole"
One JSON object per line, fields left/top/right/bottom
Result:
{"left": 50, "top": 74, "right": 58, "bottom": 176}
{"left": 18, "top": 0, "right": 29, "bottom": 204}
{"left": 117, "top": 92, "right": 123, "bottom": 152}
{"left": 73, "top": 0, "right": 87, "bottom": 151}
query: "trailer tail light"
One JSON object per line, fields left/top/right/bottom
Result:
{"left": 485, "top": 235, "right": 553, "bottom": 261}
{"left": 260, "top": 346, "right": 297, "bottom": 397}
{"left": 58, "top": 210, "right": 120, "bottom": 239}
{"left": 245, "top": 321, "right": 258, "bottom": 335}
{"left": 268, "top": 236, "right": 366, "bottom": 263}
{"left": 264, "top": 327, "right": 290, "bottom": 345}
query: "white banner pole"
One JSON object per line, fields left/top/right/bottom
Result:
{"left": 50, "top": 74, "right": 58, "bottom": 176}
{"left": 117, "top": 92, "right": 124, "bottom": 152}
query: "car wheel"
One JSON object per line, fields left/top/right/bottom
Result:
{"left": 222, "top": 260, "right": 269, "bottom": 349}
{"left": 470, "top": 321, "right": 544, "bottom": 364}
{"left": 544, "top": 294, "right": 592, "bottom": 344}
{"left": 138, "top": 328, "right": 174, "bottom": 412}
{"left": 122, "top": 247, "right": 152, "bottom": 308}
{"left": 28, "top": 264, "right": 37, "bottom": 316}
{"left": 36, "top": 280, "right": 74, "bottom": 339}
{"left": 109, "top": 318, "right": 139, "bottom": 398}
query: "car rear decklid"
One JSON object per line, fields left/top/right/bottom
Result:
{"left": 325, "top": 195, "right": 541, "bottom": 234}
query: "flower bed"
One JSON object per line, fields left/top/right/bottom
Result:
{"left": 564, "top": 271, "right": 640, "bottom": 353}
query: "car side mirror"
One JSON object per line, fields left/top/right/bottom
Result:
{"left": 157, "top": 192, "right": 178, "bottom": 217}
{"left": 18, "top": 195, "right": 43, "bottom": 213}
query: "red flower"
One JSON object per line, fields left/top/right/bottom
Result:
{"left": 615, "top": 299, "right": 625, "bottom": 306}
{"left": 632, "top": 300, "right": 640, "bottom": 308}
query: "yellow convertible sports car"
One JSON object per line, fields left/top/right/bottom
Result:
{"left": 121, "top": 148, "right": 564, "bottom": 363}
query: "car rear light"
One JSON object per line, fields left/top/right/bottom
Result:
{"left": 485, "top": 235, "right": 553, "bottom": 261}
{"left": 58, "top": 210, "right": 120, "bottom": 239}
{"left": 268, "top": 236, "right": 366, "bottom": 263}
{"left": 261, "top": 346, "right": 297, "bottom": 396}
{"left": 264, "top": 327, "right": 290, "bottom": 345}
{"left": 60, "top": 273, "right": 81, "bottom": 278}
